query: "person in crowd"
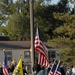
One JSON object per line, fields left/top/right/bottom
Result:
{"left": 11, "top": 59, "right": 17, "bottom": 72}
{"left": 0, "top": 62, "right": 3, "bottom": 75}
{"left": 25, "top": 62, "right": 30, "bottom": 74}
{"left": 72, "top": 65, "right": 75, "bottom": 75}
{"left": 33, "top": 60, "right": 41, "bottom": 75}
{"left": 66, "top": 66, "right": 73, "bottom": 75}
{"left": 46, "top": 61, "right": 53, "bottom": 75}
{"left": 53, "top": 60, "right": 58, "bottom": 72}
{"left": 37, "top": 66, "right": 45, "bottom": 75}
{"left": 22, "top": 61, "right": 28, "bottom": 75}
{"left": 60, "top": 61, "right": 66, "bottom": 75}
{"left": 8, "top": 61, "right": 13, "bottom": 75}
{"left": 23, "top": 67, "right": 28, "bottom": 75}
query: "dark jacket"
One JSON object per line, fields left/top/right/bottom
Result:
{"left": 33, "top": 63, "right": 41, "bottom": 74}
{"left": 0, "top": 67, "right": 3, "bottom": 75}
{"left": 61, "top": 67, "right": 66, "bottom": 75}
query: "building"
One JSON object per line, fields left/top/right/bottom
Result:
{"left": 0, "top": 41, "right": 60, "bottom": 63}
{"left": 0, "top": 41, "right": 31, "bottom": 63}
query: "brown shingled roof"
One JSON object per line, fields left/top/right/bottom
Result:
{"left": 0, "top": 41, "right": 31, "bottom": 50}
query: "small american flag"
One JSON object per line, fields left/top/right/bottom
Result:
{"left": 48, "top": 63, "right": 55, "bottom": 75}
{"left": 54, "top": 61, "right": 61, "bottom": 75}
{"left": 3, "top": 52, "right": 9, "bottom": 75}
{"left": 34, "top": 27, "right": 49, "bottom": 67}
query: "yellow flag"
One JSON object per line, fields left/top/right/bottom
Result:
{"left": 12, "top": 56, "right": 23, "bottom": 75}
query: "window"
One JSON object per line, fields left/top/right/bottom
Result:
{"left": 51, "top": 51, "right": 56, "bottom": 58}
{"left": 48, "top": 51, "right": 56, "bottom": 61}
{"left": 24, "top": 51, "right": 30, "bottom": 58}
{"left": 6, "top": 51, "right": 12, "bottom": 61}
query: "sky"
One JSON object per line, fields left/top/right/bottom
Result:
{"left": 13, "top": 0, "right": 59, "bottom": 4}
{"left": 13, "top": 0, "right": 74, "bottom": 8}
{"left": 51, "top": 0, "right": 74, "bottom": 9}
{"left": 50, "top": 0, "right": 59, "bottom": 4}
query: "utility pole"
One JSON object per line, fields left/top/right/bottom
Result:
{"left": 30, "top": 0, "right": 34, "bottom": 74}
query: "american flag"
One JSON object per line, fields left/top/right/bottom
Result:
{"left": 3, "top": 52, "right": 9, "bottom": 75}
{"left": 54, "top": 61, "right": 61, "bottom": 75}
{"left": 48, "top": 63, "right": 55, "bottom": 75}
{"left": 34, "top": 27, "right": 49, "bottom": 67}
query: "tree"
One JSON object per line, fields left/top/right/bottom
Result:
{"left": 48, "top": 13, "right": 75, "bottom": 65}
{"left": 0, "top": 0, "right": 30, "bottom": 40}
{"left": 57, "top": 0, "right": 69, "bottom": 13}
{"left": 0, "top": 26, "right": 8, "bottom": 35}
{"left": 6, "top": 12, "right": 30, "bottom": 41}
{"left": 0, "top": 0, "right": 71, "bottom": 41}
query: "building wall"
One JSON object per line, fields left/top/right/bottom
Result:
{"left": 0, "top": 49, "right": 31, "bottom": 63}
{"left": 0, "top": 48, "right": 60, "bottom": 64}
{"left": 48, "top": 49, "right": 60, "bottom": 61}
{"left": 0, "top": 50, "right": 4, "bottom": 62}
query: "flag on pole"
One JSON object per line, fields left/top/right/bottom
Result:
{"left": 3, "top": 51, "right": 9, "bottom": 75}
{"left": 12, "top": 56, "right": 23, "bottom": 75}
{"left": 54, "top": 61, "right": 61, "bottom": 75}
{"left": 34, "top": 27, "right": 49, "bottom": 67}
{"left": 48, "top": 62, "right": 56, "bottom": 75}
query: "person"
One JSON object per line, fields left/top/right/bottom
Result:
{"left": 25, "top": 62, "right": 30, "bottom": 74}
{"left": 67, "top": 66, "right": 73, "bottom": 75}
{"left": 23, "top": 67, "right": 28, "bottom": 75}
{"left": 8, "top": 61, "right": 13, "bottom": 75}
{"left": 22, "top": 61, "right": 28, "bottom": 75}
{"left": 72, "top": 65, "right": 75, "bottom": 75}
{"left": 46, "top": 61, "right": 53, "bottom": 75}
{"left": 0, "top": 62, "right": 3, "bottom": 75}
{"left": 37, "top": 66, "right": 45, "bottom": 75}
{"left": 33, "top": 60, "right": 41, "bottom": 75}
{"left": 60, "top": 62, "right": 66, "bottom": 75}
{"left": 11, "top": 59, "right": 17, "bottom": 72}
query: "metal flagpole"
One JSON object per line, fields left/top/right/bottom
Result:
{"left": 30, "top": 0, "right": 34, "bottom": 74}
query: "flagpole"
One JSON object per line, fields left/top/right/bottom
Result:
{"left": 30, "top": 0, "right": 34, "bottom": 74}
{"left": 3, "top": 49, "right": 6, "bottom": 55}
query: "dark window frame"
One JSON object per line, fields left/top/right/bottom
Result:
{"left": 24, "top": 51, "right": 30, "bottom": 58}
{"left": 5, "top": 51, "right": 12, "bottom": 61}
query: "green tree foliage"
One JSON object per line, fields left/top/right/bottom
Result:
{"left": 0, "top": 26, "right": 8, "bottom": 35}
{"left": 0, "top": 0, "right": 70, "bottom": 40}
{"left": 0, "top": 0, "right": 16, "bottom": 26}
{"left": 54, "top": 13, "right": 75, "bottom": 39}
{"left": 0, "top": 0, "right": 29, "bottom": 40}
{"left": 57, "top": 0, "right": 69, "bottom": 13}
{"left": 48, "top": 13, "right": 75, "bottom": 65}
{"left": 33, "top": 0, "right": 69, "bottom": 40}
{"left": 0, "top": 0, "right": 30, "bottom": 40}
{"left": 34, "top": 3, "right": 54, "bottom": 40}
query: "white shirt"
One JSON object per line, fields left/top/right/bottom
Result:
{"left": 72, "top": 67, "right": 75, "bottom": 74}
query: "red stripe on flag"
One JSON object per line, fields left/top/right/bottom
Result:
{"left": 35, "top": 36, "right": 49, "bottom": 67}
{"left": 3, "top": 68, "right": 8, "bottom": 75}
{"left": 35, "top": 37, "right": 48, "bottom": 59}
{"left": 35, "top": 37, "right": 48, "bottom": 55}
{"left": 49, "top": 72, "right": 53, "bottom": 75}
{"left": 56, "top": 71, "right": 61, "bottom": 75}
